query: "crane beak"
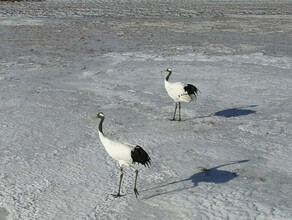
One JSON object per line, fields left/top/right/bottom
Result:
{"left": 89, "top": 115, "right": 98, "bottom": 121}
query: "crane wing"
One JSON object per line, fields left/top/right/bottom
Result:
{"left": 184, "top": 84, "right": 199, "bottom": 97}
{"left": 169, "top": 82, "right": 192, "bottom": 102}
{"left": 131, "top": 145, "right": 151, "bottom": 167}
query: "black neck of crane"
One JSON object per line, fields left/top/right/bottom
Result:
{"left": 166, "top": 71, "right": 172, "bottom": 81}
{"left": 98, "top": 117, "right": 104, "bottom": 134}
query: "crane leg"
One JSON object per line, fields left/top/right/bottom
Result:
{"left": 111, "top": 167, "right": 123, "bottom": 198}
{"left": 134, "top": 170, "right": 139, "bottom": 198}
{"left": 178, "top": 102, "right": 181, "bottom": 121}
{"left": 171, "top": 103, "right": 178, "bottom": 121}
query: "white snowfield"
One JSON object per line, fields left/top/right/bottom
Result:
{"left": 0, "top": 0, "right": 292, "bottom": 219}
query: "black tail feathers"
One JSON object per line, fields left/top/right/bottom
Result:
{"left": 131, "top": 146, "right": 151, "bottom": 168}
{"left": 184, "top": 84, "right": 199, "bottom": 97}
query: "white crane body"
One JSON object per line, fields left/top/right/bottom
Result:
{"left": 98, "top": 131, "right": 133, "bottom": 166}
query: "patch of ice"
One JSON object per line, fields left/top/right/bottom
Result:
{"left": 0, "top": 18, "right": 44, "bottom": 26}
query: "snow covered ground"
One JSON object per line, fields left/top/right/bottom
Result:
{"left": 0, "top": 0, "right": 292, "bottom": 219}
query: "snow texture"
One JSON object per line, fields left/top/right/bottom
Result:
{"left": 0, "top": 0, "right": 292, "bottom": 219}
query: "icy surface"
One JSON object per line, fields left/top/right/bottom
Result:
{"left": 0, "top": 1, "right": 292, "bottom": 220}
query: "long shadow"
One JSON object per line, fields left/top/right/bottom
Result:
{"left": 143, "top": 160, "right": 249, "bottom": 199}
{"left": 188, "top": 160, "right": 249, "bottom": 186}
{"left": 190, "top": 105, "right": 257, "bottom": 120}
{"left": 214, "top": 105, "right": 257, "bottom": 118}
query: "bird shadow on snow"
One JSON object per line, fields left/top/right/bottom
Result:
{"left": 190, "top": 105, "right": 257, "bottom": 120}
{"left": 214, "top": 105, "right": 257, "bottom": 118}
{"left": 143, "top": 160, "right": 249, "bottom": 199}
